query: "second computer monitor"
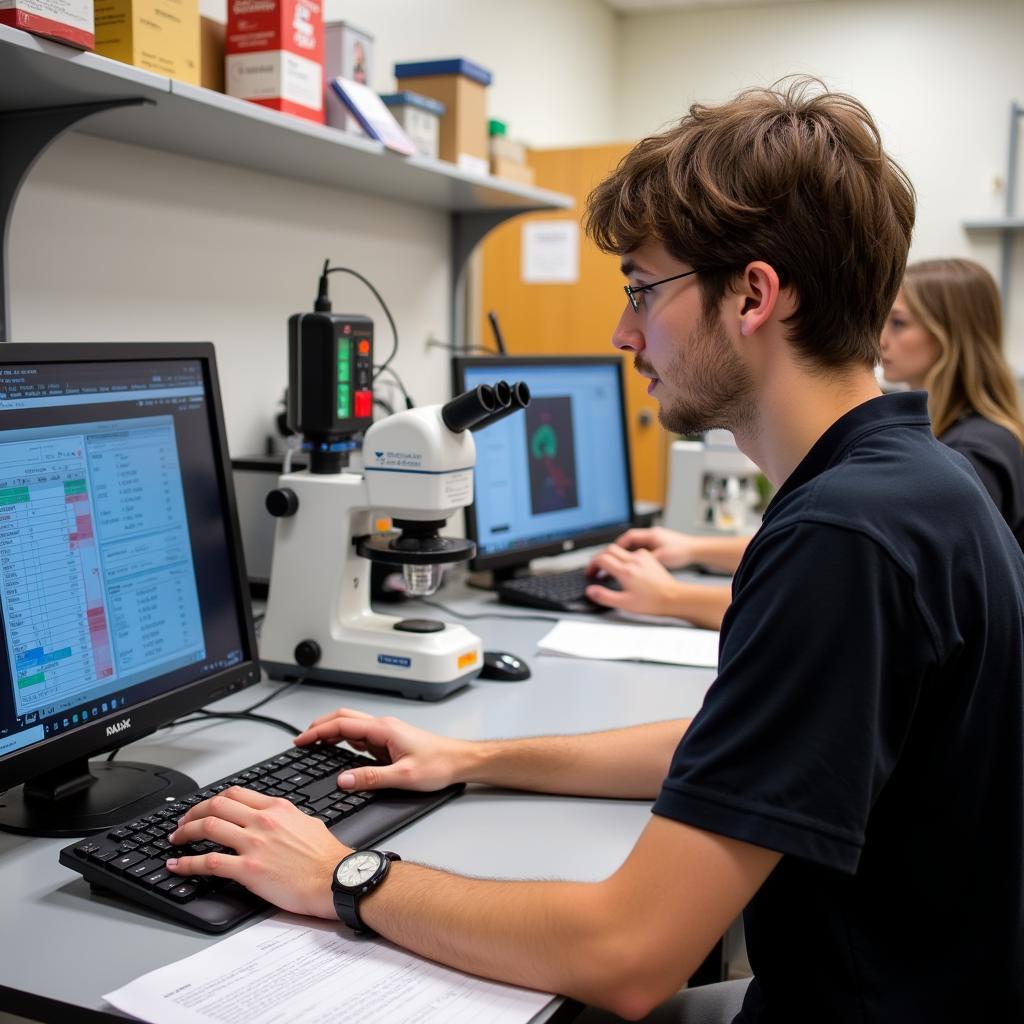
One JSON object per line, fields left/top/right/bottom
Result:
{"left": 453, "top": 356, "right": 635, "bottom": 577}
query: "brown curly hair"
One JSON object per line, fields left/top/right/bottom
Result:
{"left": 585, "top": 77, "right": 916, "bottom": 370}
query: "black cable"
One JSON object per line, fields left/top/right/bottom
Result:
{"left": 413, "top": 597, "right": 560, "bottom": 624}
{"left": 374, "top": 362, "right": 415, "bottom": 409}
{"left": 190, "top": 710, "right": 300, "bottom": 736}
{"left": 487, "top": 310, "right": 508, "bottom": 354}
{"left": 105, "top": 682, "right": 305, "bottom": 760}
{"left": 236, "top": 677, "right": 304, "bottom": 714}
{"left": 374, "top": 396, "right": 395, "bottom": 417}
{"left": 426, "top": 338, "right": 498, "bottom": 355}
{"left": 320, "top": 262, "right": 400, "bottom": 381}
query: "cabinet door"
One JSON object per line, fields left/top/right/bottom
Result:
{"left": 479, "top": 143, "right": 668, "bottom": 505}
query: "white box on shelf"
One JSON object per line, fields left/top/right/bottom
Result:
{"left": 323, "top": 20, "right": 372, "bottom": 134}
{"left": 380, "top": 91, "right": 445, "bottom": 160}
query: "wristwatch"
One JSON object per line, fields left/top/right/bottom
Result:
{"left": 331, "top": 849, "right": 401, "bottom": 934}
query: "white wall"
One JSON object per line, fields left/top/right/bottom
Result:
{"left": 10, "top": 133, "right": 450, "bottom": 455}
{"left": 12, "top": 0, "right": 1024, "bottom": 452}
{"left": 614, "top": 0, "right": 1024, "bottom": 361}
{"left": 9, "top": 0, "right": 619, "bottom": 454}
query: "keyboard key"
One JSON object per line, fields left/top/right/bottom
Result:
{"left": 73, "top": 841, "right": 101, "bottom": 858}
{"left": 109, "top": 852, "right": 147, "bottom": 872}
{"left": 167, "top": 883, "right": 198, "bottom": 902}
{"left": 142, "top": 868, "right": 172, "bottom": 886}
{"left": 127, "top": 858, "right": 165, "bottom": 879}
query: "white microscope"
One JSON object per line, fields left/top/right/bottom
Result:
{"left": 257, "top": 297, "right": 529, "bottom": 700}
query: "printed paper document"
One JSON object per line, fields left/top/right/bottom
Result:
{"left": 538, "top": 620, "right": 719, "bottom": 668}
{"left": 104, "top": 913, "right": 554, "bottom": 1024}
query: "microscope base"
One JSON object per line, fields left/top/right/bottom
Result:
{"left": 262, "top": 661, "right": 475, "bottom": 701}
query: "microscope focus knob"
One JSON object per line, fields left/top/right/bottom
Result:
{"left": 294, "top": 640, "right": 321, "bottom": 668}
{"left": 266, "top": 488, "right": 299, "bottom": 517}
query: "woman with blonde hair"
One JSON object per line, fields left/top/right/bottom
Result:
{"left": 881, "top": 258, "right": 1024, "bottom": 546}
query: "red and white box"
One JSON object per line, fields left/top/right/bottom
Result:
{"left": 0, "top": 0, "right": 95, "bottom": 49}
{"left": 225, "top": 0, "right": 323, "bottom": 124}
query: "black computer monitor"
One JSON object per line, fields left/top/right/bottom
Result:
{"left": 0, "top": 343, "right": 259, "bottom": 836}
{"left": 452, "top": 355, "right": 635, "bottom": 580}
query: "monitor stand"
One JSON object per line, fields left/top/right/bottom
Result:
{"left": 465, "top": 566, "right": 530, "bottom": 591}
{"left": 0, "top": 757, "right": 197, "bottom": 838}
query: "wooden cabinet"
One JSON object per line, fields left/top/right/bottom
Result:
{"left": 479, "top": 143, "right": 669, "bottom": 504}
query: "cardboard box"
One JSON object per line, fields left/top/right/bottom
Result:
{"left": 200, "top": 15, "right": 224, "bottom": 92}
{"left": 0, "top": 0, "right": 94, "bottom": 48}
{"left": 323, "top": 20, "right": 372, "bottom": 133}
{"left": 94, "top": 0, "right": 199, "bottom": 84}
{"left": 490, "top": 155, "right": 534, "bottom": 187}
{"left": 380, "top": 91, "right": 445, "bottom": 160}
{"left": 226, "top": 0, "right": 324, "bottom": 124}
{"left": 394, "top": 58, "right": 491, "bottom": 174}
{"left": 489, "top": 134, "right": 527, "bottom": 165}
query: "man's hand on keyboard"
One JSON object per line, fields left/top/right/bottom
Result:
{"left": 585, "top": 543, "right": 685, "bottom": 617}
{"left": 294, "top": 708, "right": 469, "bottom": 793}
{"left": 165, "top": 787, "right": 347, "bottom": 919}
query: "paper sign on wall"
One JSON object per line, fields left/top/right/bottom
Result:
{"left": 521, "top": 220, "right": 579, "bottom": 284}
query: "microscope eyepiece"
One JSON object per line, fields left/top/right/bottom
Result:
{"left": 469, "top": 380, "right": 531, "bottom": 431}
{"left": 492, "top": 379, "right": 513, "bottom": 410}
{"left": 441, "top": 384, "right": 498, "bottom": 433}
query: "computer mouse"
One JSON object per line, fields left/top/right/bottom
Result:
{"left": 479, "top": 650, "right": 532, "bottom": 682}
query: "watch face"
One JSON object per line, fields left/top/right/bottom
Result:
{"left": 336, "top": 851, "right": 384, "bottom": 889}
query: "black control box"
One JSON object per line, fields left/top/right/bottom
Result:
{"left": 287, "top": 312, "right": 373, "bottom": 469}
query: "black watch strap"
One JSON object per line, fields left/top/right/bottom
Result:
{"left": 333, "top": 850, "right": 401, "bottom": 935}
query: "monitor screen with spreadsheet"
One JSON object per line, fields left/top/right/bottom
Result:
{"left": 452, "top": 356, "right": 635, "bottom": 575}
{"left": 0, "top": 344, "right": 258, "bottom": 835}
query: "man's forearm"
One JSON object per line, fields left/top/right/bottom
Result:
{"left": 686, "top": 534, "right": 749, "bottom": 574}
{"left": 361, "top": 864, "right": 625, "bottom": 1009}
{"left": 456, "top": 719, "right": 688, "bottom": 799}
{"left": 358, "top": 816, "right": 775, "bottom": 1018}
{"left": 668, "top": 581, "right": 731, "bottom": 630}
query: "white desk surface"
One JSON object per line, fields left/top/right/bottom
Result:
{"left": 0, "top": 575, "right": 716, "bottom": 1022}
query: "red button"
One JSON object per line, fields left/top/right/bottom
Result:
{"left": 358, "top": 339, "right": 371, "bottom": 355}
{"left": 354, "top": 390, "right": 372, "bottom": 417}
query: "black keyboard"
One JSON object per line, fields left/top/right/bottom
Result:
{"left": 59, "top": 744, "right": 462, "bottom": 933}
{"left": 496, "top": 567, "right": 622, "bottom": 613}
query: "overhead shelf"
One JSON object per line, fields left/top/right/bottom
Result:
{"left": 0, "top": 25, "right": 575, "bottom": 343}
{"left": 0, "top": 25, "right": 573, "bottom": 214}
{"left": 962, "top": 218, "right": 1024, "bottom": 231}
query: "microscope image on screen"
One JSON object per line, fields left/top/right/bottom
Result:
{"left": 526, "top": 396, "right": 579, "bottom": 515}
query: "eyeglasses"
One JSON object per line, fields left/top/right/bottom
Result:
{"left": 624, "top": 268, "right": 703, "bottom": 313}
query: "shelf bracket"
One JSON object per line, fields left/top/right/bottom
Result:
{"left": 451, "top": 208, "right": 550, "bottom": 351}
{"left": 0, "top": 97, "right": 149, "bottom": 344}
{"left": 999, "top": 100, "right": 1023, "bottom": 314}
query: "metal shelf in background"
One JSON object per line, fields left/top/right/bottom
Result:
{"left": 0, "top": 24, "right": 573, "bottom": 344}
{"left": 962, "top": 100, "right": 1024, "bottom": 318}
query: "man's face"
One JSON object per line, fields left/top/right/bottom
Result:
{"left": 614, "top": 243, "right": 755, "bottom": 436}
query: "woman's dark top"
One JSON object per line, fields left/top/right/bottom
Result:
{"left": 940, "top": 413, "right": 1024, "bottom": 549}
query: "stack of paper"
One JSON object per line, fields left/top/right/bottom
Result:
{"left": 104, "top": 914, "right": 554, "bottom": 1024}
{"left": 538, "top": 620, "right": 719, "bottom": 668}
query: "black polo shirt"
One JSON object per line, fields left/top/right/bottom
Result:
{"left": 940, "top": 412, "right": 1024, "bottom": 549}
{"left": 653, "top": 392, "right": 1024, "bottom": 1022}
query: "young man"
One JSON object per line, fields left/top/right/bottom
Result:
{"left": 167, "top": 80, "right": 1024, "bottom": 1021}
